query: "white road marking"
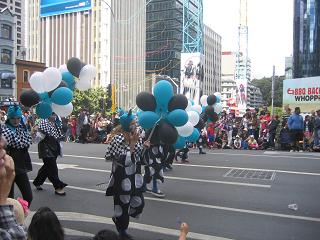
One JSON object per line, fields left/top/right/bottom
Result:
{"left": 26, "top": 211, "right": 231, "bottom": 240}
{"left": 33, "top": 181, "right": 320, "bottom": 223}
{"left": 30, "top": 151, "right": 320, "bottom": 176}
{"left": 189, "top": 151, "right": 320, "bottom": 160}
{"left": 32, "top": 162, "right": 271, "bottom": 188}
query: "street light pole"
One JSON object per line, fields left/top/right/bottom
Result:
{"left": 271, "top": 65, "right": 275, "bottom": 116}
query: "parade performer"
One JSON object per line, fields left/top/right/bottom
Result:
{"left": 33, "top": 113, "right": 67, "bottom": 196}
{"left": 2, "top": 105, "right": 33, "bottom": 205}
{"left": 105, "top": 110, "right": 150, "bottom": 240}
{"left": 143, "top": 128, "right": 166, "bottom": 198}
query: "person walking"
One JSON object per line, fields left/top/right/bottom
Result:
{"left": 288, "top": 107, "right": 304, "bottom": 152}
{"left": 33, "top": 113, "right": 67, "bottom": 196}
{"left": 2, "top": 105, "right": 33, "bottom": 206}
{"left": 105, "top": 110, "right": 150, "bottom": 240}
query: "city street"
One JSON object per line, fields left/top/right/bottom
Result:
{"left": 24, "top": 142, "right": 320, "bottom": 240}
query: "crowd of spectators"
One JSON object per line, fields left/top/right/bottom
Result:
{"left": 1, "top": 105, "right": 320, "bottom": 153}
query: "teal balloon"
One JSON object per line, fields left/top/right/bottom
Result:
{"left": 166, "top": 109, "right": 188, "bottom": 127}
{"left": 51, "top": 87, "right": 73, "bottom": 105}
{"left": 216, "top": 95, "right": 221, "bottom": 103}
{"left": 62, "top": 71, "right": 75, "bottom": 90}
{"left": 187, "top": 128, "right": 200, "bottom": 142}
{"left": 36, "top": 102, "right": 52, "bottom": 119}
{"left": 174, "top": 136, "right": 186, "bottom": 149}
{"left": 38, "top": 92, "right": 50, "bottom": 103}
{"left": 154, "top": 80, "right": 173, "bottom": 113}
{"left": 138, "top": 111, "right": 160, "bottom": 129}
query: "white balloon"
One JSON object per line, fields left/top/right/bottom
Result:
{"left": 76, "top": 79, "right": 91, "bottom": 91}
{"left": 214, "top": 103, "right": 223, "bottom": 114}
{"left": 200, "top": 95, "right": 208, "bottom": 107}
{"left": 79, "top": 64, "right": 96, "bottom": 82}
{"left": 43, "top": 67, "right": 62, "bottom": 92}
{"left": 59, "top": 64, "right": 68, "bottom": 73}
{"left": 190, "top": 105, "right": 202, "bottom": 114}
{"left": 214, "top": 92, "right": 222, "bottom": 98}
{"left": 186, "top": 100, "right": 192, "bottom": 111}
{"left": 176, "top": 121, "right": 193, "bottom": 137}
{"left": 188, "top": 111, "right": 200, "bottom": 126}
{"left": 29, "top": 72, "right": 45, "bottom": 93}
{"left": 52, "top": 103, "right": 73, "bottom": 117}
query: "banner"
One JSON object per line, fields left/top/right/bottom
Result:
{"left": 235, "top": 78, "right": 248, "bottom": 114}
{"left": 283, "top": 76, "right": 320, "bottom": 112}
{"left": 40, "top": 0, "right": 92, "bottom": 17}
{"left": 180, "top": 53, "right": 204, "bottom": 104}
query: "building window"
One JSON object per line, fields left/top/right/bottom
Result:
{"left": 23, "top": 70, "right": 30, "bottom": 83}
{"left": 1, "top": 24, "right": 12, "bottom": 39}
{"left": 1, "top": 79, "right": 12, "bottom": 89}
{"left": 1, "top": 49, "right": 12, "bottom": 64}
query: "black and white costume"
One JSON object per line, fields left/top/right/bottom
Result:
{"left": 105, "top": 133, "right": 145, "bottom": 232}
{"left": 33, "top": 119, "right": 67, "bottom": 191}
{"left": 143, "top": 145, "right": 165, "bottom": 184}
{"left": 2, "top": 123, "right": 33, "bottom": 205}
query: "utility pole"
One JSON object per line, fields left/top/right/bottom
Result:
{"left": 271, "top": 65, "right": 275, "bottom": 116}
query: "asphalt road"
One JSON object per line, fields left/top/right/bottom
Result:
{"left": 18, "top": 143, "right": 320, "bottom": 240}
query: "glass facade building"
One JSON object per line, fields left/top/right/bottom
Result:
{"left": 146, "top": 0, "right": 198, "bottom": 80}
{"left": 293, "top": 0, "right": 320, "bottom": 78}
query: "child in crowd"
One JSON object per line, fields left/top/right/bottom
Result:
{"left": 246, "top": 135, "right": 258, "bottom": 150}
{"left": 233, "top": 135, "right": 242, "bottom": 149}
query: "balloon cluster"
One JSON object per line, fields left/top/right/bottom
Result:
{"left": 19, "top": 58, "right": 96, "bottom": 118}
{"left": 199, "top": 92, "right": 223, "bottom": 123}
{"left": 136, "top": 80, "right": 202, "bottom": 149}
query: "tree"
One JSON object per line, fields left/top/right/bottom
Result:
{"left": 251, "top": 75, "right": 285, "bottom": 107}
{"left": 72, "top": 87, "right": 109, "bottom": 115}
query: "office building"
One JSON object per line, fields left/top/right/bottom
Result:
{"left": 285, "top": 56, "right": 293, "bottom": 79}
{"left": 0, "top": 0, "right": 25, "bottom": 57}
{"left": 293, "top": 0, "right": 320, "bottom": 78}
{"left": 0, "top": 7, "right": 15, "bottom": 100}
{"left": 27, "top": 0, "right": 146, "bottom": 109}
{"left": 203, "top": 24, "right": 221, "bottom": 94}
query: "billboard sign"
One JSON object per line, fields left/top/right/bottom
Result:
{"left": 40, "top": 0, "right": 92, "bottom": 17}
{"left": 180, "top": 52, "right": 204, "bottom": 104}
{"left": 235, "top": 78, "right": 248, "bottom": 114}
{"left": 283, "top": 76, "right": 320, "bottom": 113}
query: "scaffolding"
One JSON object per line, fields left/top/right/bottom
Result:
{"left": 182, "top": 0, "right": 204, "bottom": 53}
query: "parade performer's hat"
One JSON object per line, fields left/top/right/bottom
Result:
{"left": 7, "top": 105, "right": 22, "bottom": 119}
{"left": 119, "top": 109, "right": 135, "bottom": 132}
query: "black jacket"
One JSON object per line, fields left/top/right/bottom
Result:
{"left": 38, "top": 135, "right": 61, "bottom": 159}
{"left": 6, "top": 147, "right": 32, "bottom": 175}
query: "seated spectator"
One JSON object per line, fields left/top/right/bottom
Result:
{"left": 246, "top": 135, "right": 258, "bottom": 150}
{"left": 93, "top": 229, "right": 119, "bottom": 240}
{"left": 0, "top": 139, "right": 28, "bottom": 239}
{"left": 6, "top": 198, "right": 28, "bottom": 226}
{"left": 28, "top": 207, "right": 64, "bottom": 240}
{"left": 234, "top": 135, "right": 242, "bottom": 149}
{"left": 279, "top": 123, "right": 292, "bottom": 151}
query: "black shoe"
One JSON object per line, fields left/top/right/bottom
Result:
{"left": 33, "top": 183, "right": 43, "bottom": 190}
{"left": 199, "top": 151, "right": 206, "bottom": 154}
{"left": 55, "top": 189, "right": 66, "bottom": 196}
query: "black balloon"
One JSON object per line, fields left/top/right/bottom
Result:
{"left": 145, "top": 124, "right": 160, "bottom": 145}
{"left": 67, "top": 57, "right": 83, "bottom": 78}
{"left": 158, "top": 121, "right": 178, "bottom": 145}
{"left": 205, "top": 106, "right": 215, "bottom": 119}
{"left": 136, "top": 92, "right": 157, "bottom": 111}
{"left": 168, "top": 94, "right": 188, "bottom": 111}
{"left": 48, "top": 81, "right": 68, "bottom": 97}
{"left": 20, "top": 89, "right": 40, "bottom": 107}
{"left": 209, "top": 112, "right": 219, "bottom": 122}
{"left": 194, "top": 118, "right": 205, "bottom": 130}
{"left": 207, "top": 95, "right": 217, "bottom": 105}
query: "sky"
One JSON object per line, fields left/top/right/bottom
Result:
{"left": 203, "top": 0, "right": 293, "bottom": 79}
